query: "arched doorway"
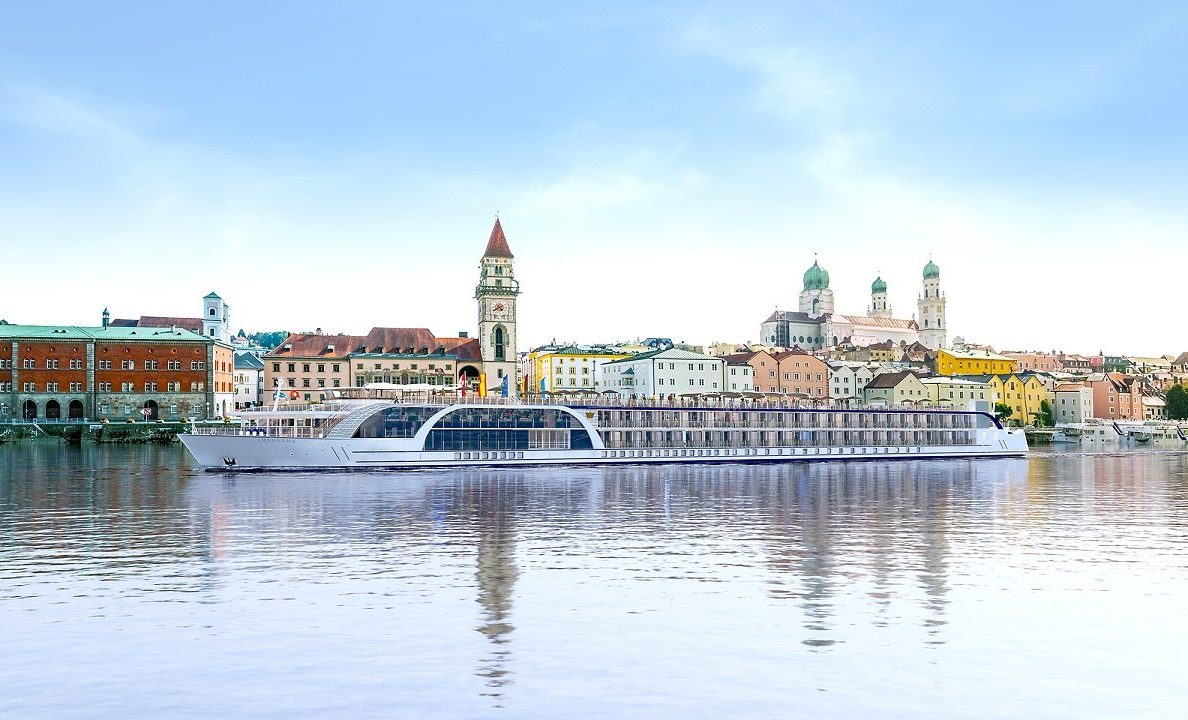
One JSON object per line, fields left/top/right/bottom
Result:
{"left": 22, "top": 400, "right": 37, "bottom": 420}
{"left": 458, "top": 365, "right": 481, "bottom": 390}
{"left": 68, "top": 400, "right": 84, "bottom": 420}
{"left": 143, "top": 400, "right": 159, "bottom": 421}
{"left": 45, "top": 400, "right": 61, "bottom": 420}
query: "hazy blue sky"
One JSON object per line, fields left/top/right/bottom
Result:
{"left": 2, "top": 2, "right": 1185, "bottom": 354}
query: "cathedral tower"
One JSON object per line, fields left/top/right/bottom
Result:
{"left": 868, "top": 276, "right": 891, "bottom": 319}
{"left": 475, "top": 219, "right": 520, "bottom": 393}
{"left": 799, "top": 258, "right": 835, "bottom": 319}
{"left": 917, "top": 260, "right": 947, "bottom": 349}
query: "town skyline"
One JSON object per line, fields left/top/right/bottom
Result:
{"left": 0, "top": 231, "right": 1177, "bottom": 359}
{"left": 3, "top": 2, "right": 1186, "bottom": 355}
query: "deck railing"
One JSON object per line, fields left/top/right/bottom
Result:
{"left": 253, "top": 390, "right": 980, "bottom": 412}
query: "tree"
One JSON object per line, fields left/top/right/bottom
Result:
{"left": 1167, "top": 384, "right": 1188, "bottom": 420}
{"left": 1035, "top": 399, "right": 1055, "bottom": 427}
{"left": 995, "top": 402, "right": 1014, "bottom": 423}
{"left": 247, "top": 331, "right": 290, "bottom": 350}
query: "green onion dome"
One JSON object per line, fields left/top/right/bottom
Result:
{"left": 803, "top": 260, "right": 830, "bottom": 291}
{"left": 871, "top": 276, "right": 887, "bottom": 293}
{"left": 923, "top": 259, "right": 940, "bottom": 279}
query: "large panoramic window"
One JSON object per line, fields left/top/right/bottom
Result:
{"left": 423, "top": 407, "right": 593, "bottom": 451}
{"left": 353, "top": 406, "right": 441, "bottom": 439}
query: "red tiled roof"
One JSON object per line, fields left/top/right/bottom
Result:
{"left": 266, "top": 328, "right": 485, "bottom": 361}
{"left": 267, "top": 333, "right": 363, "bottom": 358}
{"left": 439, "top": 337, "right": 482, "bottom": 361}
{"left": 362, "top": 327, "right": 439, "bottom": 353}
{"left": 772, "top": 347, "right": 815, "bottom": 361}
{"left": 483, "top": 218, "right": 513, "bottom": 258}
{"left": 721, "top": 351, "right": 770, "bottom": 364}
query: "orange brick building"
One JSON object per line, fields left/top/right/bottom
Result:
{"left": 1, "top": 324, "right": 222, "bottom": 421}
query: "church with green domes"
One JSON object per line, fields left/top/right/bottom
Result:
{"left": 760, "top": 257, "right": 948, "bottom": 351}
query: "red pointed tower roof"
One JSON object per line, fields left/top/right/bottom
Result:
{"left": 483, "top": 218, "right": 514, "bottom": 258}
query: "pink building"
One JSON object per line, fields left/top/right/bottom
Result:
{"left": 723, "top": 350, "right": 780, "bottom": 394}
{"left": 1002, "top": 351, "right": 1063, "bottom": 372}
{"left": 1084, "top": 373, "right": 1143, "bottom": 420}
{"left": 772, "top": 349, "right": 829, "bottom": 399}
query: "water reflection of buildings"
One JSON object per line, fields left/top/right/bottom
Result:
{"left": 15, "top": 444, "right": 1188, "bottom": 706}
{"left": 470, "top": 479, "right": 518, "bottom": 704}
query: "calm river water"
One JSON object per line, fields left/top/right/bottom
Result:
{"left": 2, "top": 444, "right": 1187, "bottom": 719}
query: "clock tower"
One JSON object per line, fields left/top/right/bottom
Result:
{"left": 475, "top": 218, "right": 520, "bottom": 394}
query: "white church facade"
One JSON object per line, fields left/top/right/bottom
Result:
{"left": 760, "top": 258, "right": 948, "bottom": 350}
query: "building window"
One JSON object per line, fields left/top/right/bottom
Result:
{"left": 303, "top": 364, "right": 311, "bottom": 373}
{"left": 332, "top": 364, "right": 340, "bottom": 373}
{"left": 273, "top": 363, "right": 281, "bottom": 372}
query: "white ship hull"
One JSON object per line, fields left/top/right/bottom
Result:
{"left": 181, "top": 427, "right": 1028, "bottom": 471}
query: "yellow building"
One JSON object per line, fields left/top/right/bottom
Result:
{"left": 959, "top": 373, "right": 1053, "bottom": 426}
{"left": 936, "top": 348, "right": 1017, "bottom": 377}
{"left": 522, "top": 346, "right": 630, "bottom": 394}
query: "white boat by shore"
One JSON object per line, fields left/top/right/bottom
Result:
{"left": 1054, "top": 420, "right": 1188, "bottom": 445}
{"left": 180, "top": 389, "right": 1028, "bottom": 471}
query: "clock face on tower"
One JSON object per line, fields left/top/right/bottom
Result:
{"left": 490, "top": 301, "right": 510, "bottom": 321}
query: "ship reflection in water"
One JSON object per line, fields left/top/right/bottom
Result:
{"left": 2, "top": 444, "right": 1187, "bottom": 719}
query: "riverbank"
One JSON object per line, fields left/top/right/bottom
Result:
{"left": 0, "top": 421, "right": 236, "bottom": 445}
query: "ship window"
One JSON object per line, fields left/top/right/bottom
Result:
{"left": 422, "top": 407, "right": 593, "bottom": 451}
{"left": 353, "top": 406, "right": 440, "bottom": 438}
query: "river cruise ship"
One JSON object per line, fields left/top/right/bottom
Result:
{"left": 180, "top": 388, "right": 1027, "bottom": 470}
